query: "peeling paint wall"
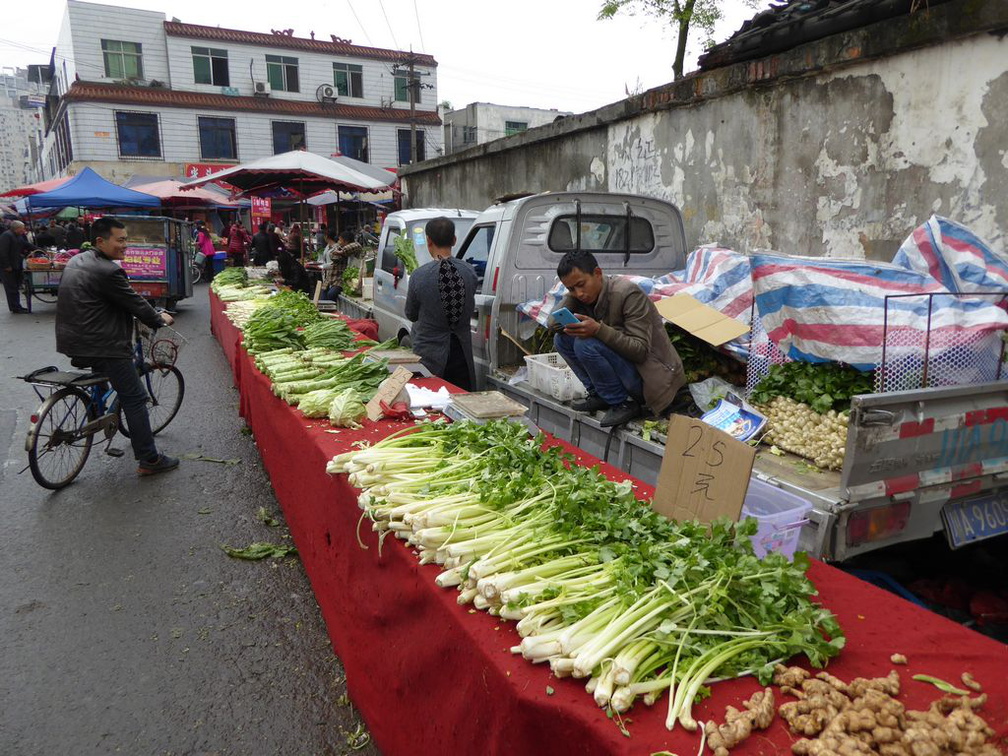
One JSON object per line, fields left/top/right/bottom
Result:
{"left": 403, "top": 23, "right": 1007, "bottom": 261}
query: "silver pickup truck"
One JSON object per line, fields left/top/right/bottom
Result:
{"left": 371, "top": 191, "right": 1008, "bottom": 562}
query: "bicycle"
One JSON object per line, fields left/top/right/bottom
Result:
{"left": 20, "top": 322, "right": 185, "bottom": 490}
{"left": 191, "top": 251, "right": 203, "bottom": 284}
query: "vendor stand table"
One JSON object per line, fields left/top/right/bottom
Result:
{"left": 208, "top": 290, "right": 1008, "bottom": 756}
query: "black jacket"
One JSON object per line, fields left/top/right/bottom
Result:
{"left": 0, "top": 229, "right": 36, "bottom": 272}
{"left": 251, "top": 231, "right": 273, "bottom": 264}
{"left": 55, "top": 249, "right": 162, "bottom": 360}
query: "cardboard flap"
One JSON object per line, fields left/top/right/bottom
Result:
{"left": 365, "top": 366, "right": 413, "bottom": 421}
{"left": 652, "top": 415, "right": 756, "bottom": 524}
{"left": 655, "top": 294, "right": 749, "bottom": 347}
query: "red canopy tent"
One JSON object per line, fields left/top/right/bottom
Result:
{"left": 0, "top": 175, "right": 72, "bottom": 198}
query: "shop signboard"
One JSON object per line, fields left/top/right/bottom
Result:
{"left": 122, "top": 245, "right": 167, "bottom": 281}
{"left": 251, "top": 196, "right": 272, "bottom": 225}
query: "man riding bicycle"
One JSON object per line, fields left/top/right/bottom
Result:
{"left": 55, "top": 217, "right": 179, "bottom": 476}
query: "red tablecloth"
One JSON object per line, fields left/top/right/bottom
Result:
{"left": 209, "top": 291, "right": 1008, "bottom": 756}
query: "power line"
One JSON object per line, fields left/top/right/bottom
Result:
{"left": 413, "top": 0, "right": 426, "bottom": 53}
{"left": 376, "top": 0, "right": 400, "bottom": 51}
{"left": 343, "top": 0, "right": 374, "bottom": 47}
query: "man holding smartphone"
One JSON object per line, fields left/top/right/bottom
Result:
{"left": 553, "top": 250, "right": 685, "bottom": 427}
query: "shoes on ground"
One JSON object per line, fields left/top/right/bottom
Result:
{"left": 570, "top": 393, "right": 609, "bottom": 413}
{"left": 600, "top": 399, "right": 642, "bottom": 427}
{"left": 138, "top": 453, "right": 180, "bottom": 476}
{"left": 11, "top": 307, "right": 29, "bottom": 314}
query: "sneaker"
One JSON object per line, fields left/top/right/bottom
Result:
{"left": 571, "top": 393, "right": 609, "bottom": 413}
{"left": 600, "top": 399, "right": 642, "bottom": 427}
{"left": 138, "top": 453, "right": 180, "bottom": 476}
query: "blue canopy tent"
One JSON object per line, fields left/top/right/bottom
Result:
{"left": 22, "top": 167, "right": 160, "bottom": 210}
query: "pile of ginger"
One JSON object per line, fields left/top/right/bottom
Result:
{"left": 704, "top": 665, "right": 1001, "bottom": 756}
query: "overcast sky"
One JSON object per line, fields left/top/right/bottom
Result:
{"left": 2, "top": 0, "right": 766, "bottom": 113}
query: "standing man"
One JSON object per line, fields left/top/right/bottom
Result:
{"left": 55, "top": 217, "right": 179, "bottom": 476}
{"left": 405, "top": 217, "right": 477, "bottom": 391}
{"left": 553, "top": 250, "right": 685, "bottom": 427}
{"left": 0, "top": 220, "right": 39, "bottom": 314}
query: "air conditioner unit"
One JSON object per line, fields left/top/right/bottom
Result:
{"left": 316, "top": 83, "right": 337, "bottom": 102}
{"left": 253, "top": 81, "right": 271, "bottom": 96}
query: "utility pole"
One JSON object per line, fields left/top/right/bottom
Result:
{"left": 393, "top": 52, "right": 430, "bottom": 165}
{"left": 408, "top": 53, "right": 416, "bottom": 165}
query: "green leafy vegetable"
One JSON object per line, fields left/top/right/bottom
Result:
{"left": 256, "top": 507, "right": 281, "bottom": 527}
{"left": 393, "top": 235, "right": 419, "bottom": 274}
{"left": 329, "top": 390, "right": 368, "bottom": 428}
{"left": 328, "top": 420, "right": 845, "bottom": 731}
{"left": 342, "top": 266, "right": 361, "bottom": 295}
{"left": 221, "top": 542, "right": 297, "bottom": 560}
{"left": 750, "top": 361, "right": 874, "bottom": 414}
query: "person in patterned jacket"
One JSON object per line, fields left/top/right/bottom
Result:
{"left": 404, "top": 217, "right": 477, "bottom": 390}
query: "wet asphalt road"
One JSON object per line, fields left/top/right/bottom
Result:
{"left": 0, "top": 285, "right": 380, "bottom": 755}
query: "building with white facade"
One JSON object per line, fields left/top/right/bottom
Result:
{"left": 442, "top": 102, "right": 572, "bottom": 155}
{"left": 0, "top": 67, "right": 48, "bottom": 190}
{"left": 38, "top": 1, "right": 441, "bottom": 183}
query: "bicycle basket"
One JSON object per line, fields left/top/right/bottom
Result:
{"left": 138, "top": 323, "right": 188, "bottom": 367}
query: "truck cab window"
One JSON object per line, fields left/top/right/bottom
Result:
{"left": 547, "top": 215, "right": 654, "bottom": 253}
{"left": 381, "top": 226, "right": 403, "bottom": 273}
{"left": 457, "top": 224, "right": 495, "bottom": 283}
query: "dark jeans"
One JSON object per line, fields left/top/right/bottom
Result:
{"left": 1, "top": 268, "right": 24, "bottom": 312}
{"left": 323, "top": 284, "right": 342, "bottom": 301}
{"left": 89, "top": 357, "right": 158, "bottom": 461}
{"left": 554, "top": 332, "right": 643, "bottom": 406}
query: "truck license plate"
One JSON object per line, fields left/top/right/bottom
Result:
{"left": 941, "top": 492, "right": 1008, "bottom": 549}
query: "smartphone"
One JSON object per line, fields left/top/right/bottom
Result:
{"left": 551, "top": 307, "right": 580, "bottom": 326}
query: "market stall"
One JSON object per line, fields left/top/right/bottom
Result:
{"left": 15, "top": 169, "right": 198, "bottom": 309}
{"left": 208, "top": 289, "right": 1008, "bottom": 756}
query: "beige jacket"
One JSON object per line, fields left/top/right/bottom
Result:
{"left": 561, "top": 275, "right": 684, "bottom": 414}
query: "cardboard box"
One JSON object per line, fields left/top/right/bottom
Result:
{"left": 655, "top": 294, "right": 749, "bottom": 347}
{"left": 652, "top": 414, "right": 756, "bottom": 525}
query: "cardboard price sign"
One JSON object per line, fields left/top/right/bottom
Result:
{"left": 652, "top": 415, "right": 756, "bottom": 525}
{"left": 365, "top": 366, "right": 413, "bottom": 421}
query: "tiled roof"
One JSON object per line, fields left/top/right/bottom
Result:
{"left": 63, "top": 82, "right": 442, "bottom": 125}
{"left": 164, "top": 21, "right": 437, "bottom": 67}
{"left": 698, "top": 0, "right": 954, "bottom": 70}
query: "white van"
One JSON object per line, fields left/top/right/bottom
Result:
{"left": 455, "top": 192, "right": 688, "bottom": 386}
{"left": 371, "top": 208, "right": 480, "bottom": 345}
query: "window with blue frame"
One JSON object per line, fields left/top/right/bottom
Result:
{"left": 198, "top": 116, "right": 237, "bottom": 160}
{"left": 115, "top": 111, "right": 161, "bottom": 158}
{"left": 338, "top": 125, "right": 368, "bottom": 162}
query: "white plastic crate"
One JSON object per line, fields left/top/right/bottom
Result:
{"left": 523, "top": 353, "right": 587, "bottom": 402}
{"left": 740, "top": 479, "right": 812, "bottom": 560}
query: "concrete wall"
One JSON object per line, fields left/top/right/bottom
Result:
{"left": 402, "top": 1, "right": 1008, "bottom": 260}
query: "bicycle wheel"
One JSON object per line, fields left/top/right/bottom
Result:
{"left": 119, "top": 364, "right": 184, "bottom": 437}
{"left": 27, "top": 387, "right": 94, "bottom": 490}
{"left": 191, "top": 263, "right": 202, "bottom": 284}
